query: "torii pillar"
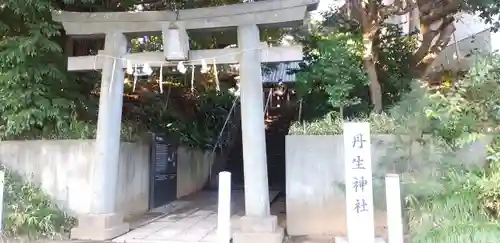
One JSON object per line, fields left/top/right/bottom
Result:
{"left": 233, "top": 24, "right": 283, "bottom": 243}
{"left": 70, "top": 32, "right": 130, "bottom": 240}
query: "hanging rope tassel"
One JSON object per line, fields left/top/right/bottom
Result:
{"left": 177, "top": 61, "right": 187, "bottom": 74}
{"left": 126, "top": 60, "right": 134, "bottom": 75}
{"left": 190, "top": 64, "right": 195, "bottom": 92}
{"left": 213, "top": 58, "right": 220, "bottom": 92}
{"left": 132, "top": 64, "right": 138, "bottom": 92}
{"left": 201, "top": 59, "right": 209, "bottom": 73}
{"left": 159, "top": 65, "right": 164, "bottom": 94}
{"left": 93, "top": 55, "right": 99, "bottom": 72}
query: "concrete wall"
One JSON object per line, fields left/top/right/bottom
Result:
{"left": 0, "top": 140, "right": 214, "bottom": 217}
{"left": 285, "top": 135, "right": 491, "bottom": 237}
{"left": 116, "top": 142, "right": 150, "bottom": 215}
{"left": 0, "top": 140, "right": 150, "bottom": 216}
{"left": 176, "top": 146, "right": 214, "bottom": 198}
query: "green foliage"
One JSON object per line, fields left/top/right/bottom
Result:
{"left": 423, "top": 54, "right": 500, "bottom": 146}
{"left": 478, "top": 135, "right": 500, "bottom": 219}
{"left": 162, "top": 91, "right": 237, "bottom": 148}
{"left": 367, "top": 84, "right": 496, "bottom": 242}
{"left": 127, "top": 86, "right": 237, "bottom": 148}
{"left": 405, "top": 167, "right": 500, "bottom": 243}
{"left": 0, "top": 0, "right": 80, "bottom": 140}
{"left": 376, "top": 24, "right": 417, "bottom": 104}
{"left": 0, "top": 0, "right": 241, "bottom": 148}
{"left": 2, "top": 168, "right": 75, "bottom": 239}
{"left": 294, "top": 12, "right": 416, "bottom": 119}
{"left": 56, "top": 0, "right": 244, "bottom": 11}
{"left": 292, "top": 53, "right": 500, "bottom": 139}
{"left": 378, "top": 55, "right": 500, "bottom": 242}
{"left": 293, "top": 53, "right": 500, "bottom": 242}
{"left": 289, "top": 111, "right": 396, "bottom": 135}
{"left": 295, "top": 32, "right": 367, "bottom": 118}
{"left": 0, "top": 0, "right": 251, "bottom": 237}
{"left": 37, "top": 121, "right": 142, "bottom": 141}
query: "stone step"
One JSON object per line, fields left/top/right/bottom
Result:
{"left": 286, "top": 236, "right": 387, "bottom": 243}
{"left": 286, "top": 235, "right": 335, "bottom": 243}
{"left": 334, "top": 236, "right": 386, "bottom": 243}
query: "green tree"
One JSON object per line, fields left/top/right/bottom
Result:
{"left": 335, "top": 0, "right": 500, "bottom": 111}
{"left": 0, "top": 0, "right": 80, "bottom": 139}
{"left": 294, "top": 12, "right": 417, "bottom": 117}
{"left": 0, "top": 0, "right": 279, "bottom": 144}
{"left": 295, "top": 31, "right": 367, "bottom": 119}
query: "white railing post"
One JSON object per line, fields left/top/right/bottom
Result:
{"left": 217, "top": 171, "right": 232, "bottom": 243}
{"left": 385, "top": 174, "right": 404, "bottom": 243}
{"left": 0, "top": 170, "right": 5, "bottom": 233}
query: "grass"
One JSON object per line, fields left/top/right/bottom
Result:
{"left": 289, "top": 112, "right": 397, "bottom": 135}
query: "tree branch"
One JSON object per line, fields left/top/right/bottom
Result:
{"left": 380, "top": 0, "right": 417, "bottom": 18}
{"left": 412, "top": 16, "right": 455, "bottom": 75}
{"left": 419, "top": 0, "right": 461, "bottom": 24}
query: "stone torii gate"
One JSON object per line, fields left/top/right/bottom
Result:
{"left": 53, "top": 0, "right": 318, "bottom": 242}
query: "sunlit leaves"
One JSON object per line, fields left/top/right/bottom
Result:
{"left": 296, "top": 32, "right": 366, "bottom": 109}
{"left": 294, "top": 11, "right": 416, "bottom": 117}
{"left": 0, "top": 0, "right": 75, "bottom": 139}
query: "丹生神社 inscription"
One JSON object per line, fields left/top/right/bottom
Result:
{"left": 343, "top": 122, "right": 375, "bottom": 243}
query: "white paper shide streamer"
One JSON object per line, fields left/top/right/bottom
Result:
{"left": 126, "top": 60, "right": 134, "bottom": 75}
{"left": 97, "top": 46, "right": 266, "bottom": 95}
{"left": 177, "top": 61, "right": 187, "bottom": 74}
{"left": 143, "top": 63, "right": 153, "bottom": 75}
{"left": 159, "top": 65, "right": 164, "bottom": 93}
{"left": 201, "top": 59, "right": 209, "bottom": 73}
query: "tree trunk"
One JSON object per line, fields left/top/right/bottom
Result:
{"left": 355, "top": 0, "right": 384, "bottom": 112}
{"left": 362, "top": 27, "right": 383, "bottom": 112}
{"left": 364, "top": 59, "right": 383, "bottom": 112}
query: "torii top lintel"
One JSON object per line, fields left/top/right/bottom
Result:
{"left": 52, "top": 0, "right": 319, "bottom": 36}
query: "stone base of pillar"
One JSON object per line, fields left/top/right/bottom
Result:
{"left": 233, "top": 228, "right": 284, "bottom": 243}
{"left": 334, "top": 236, "right": 386, "bottom": 243}
{"left": 70, "top": 213, "right": 130, "bottom": 241}
{"left": 233, "top": 215, "right": 284, "bottom": 243}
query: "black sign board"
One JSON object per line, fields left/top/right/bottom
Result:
{"left": 149, "top": 133, "right": 178, "bottom": 209}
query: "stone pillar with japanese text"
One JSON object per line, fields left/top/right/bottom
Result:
{"left": 343, "top": 122, "right": 375, "bottom": 243}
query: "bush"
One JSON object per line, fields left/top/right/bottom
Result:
{"left": 397, "top": 134, "right": 500, "bottom": 243}
{"left": 383, "top": 55, "right": 500, "bottom": 242}
{"left": 2, "top": 167, "right": 75, "bottom": 239}
{"left": 478, "top": 135, "right": 500, "bottom": 219}
{"left": 289, "top": 111, "right": 396, "bottom": 135}
{"left": 3, "top": 120, "right": 143, "bottom": 142}
{"left": 138, "top": 89, "right": 237, "bottom": 149}
{"left": 405, "top": 166, "right": 500, "bottom": 243}
{"left": 292, "top": 54, "right": 500, "bottom": 242}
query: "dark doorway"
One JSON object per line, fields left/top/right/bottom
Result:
{"left": 149, "top": 134, "right": 178, "bottom": 209}
{"left": 224, "top": 86, "right": 297, "bottom": 192}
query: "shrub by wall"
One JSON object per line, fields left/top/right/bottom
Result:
{"left": 2, "top": 167, "right": 75, "bottom": 240}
